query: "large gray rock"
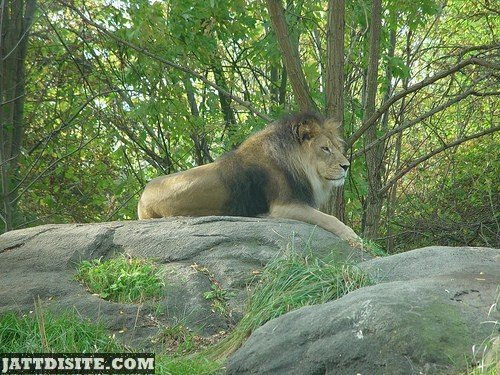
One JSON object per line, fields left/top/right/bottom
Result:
{"left": 228, "top": 246, "right": 500, "bottom": 375}
{"left": 0, "top": 217, "right": 364, "bottom": 349}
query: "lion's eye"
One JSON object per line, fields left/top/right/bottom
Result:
{"left": 321, "top": 147, "right": 331, "bottom": 154}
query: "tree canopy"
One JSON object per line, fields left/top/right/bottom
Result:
{"left": 1, "top": 0, "right": 498, "bottom": 252}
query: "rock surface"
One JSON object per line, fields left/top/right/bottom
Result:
{"left": 2, "top": 218, "right": 498, "bottom": 374}
{"left": 0, "top": 217, "right": 365, "bottom": 349}
{"left": 227, "top": 246, "right": 500, "bottom": 375}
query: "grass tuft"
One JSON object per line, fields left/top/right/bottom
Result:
{"left": 155, "top": 354, "right": 222, "bottom": 375}
{"left": 360, "top": 238, "right": 387, "bottom": 257}
{"left": 75, "top": 255, "right": 165, "bottom": 303}
{"left": 153, "top": 322, "right": 225, "bottom": 357}
{"left": 207, "top": 251, "right": 372, "bottom": 358}
{"left": 0, "top": 309, "right": 123, "bottom": 353}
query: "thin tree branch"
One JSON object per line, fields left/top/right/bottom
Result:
{"left": 353, "top": 85, "right": 493, "bottom": 159}
{"left": 0, "top": 93, "right": 26, "bottom": 106}
{"left": 472, "top": 90, "right": 500, "bottom": 97}
{"left": 458, "top": 44, "right": 500, "bottom": 59}
{"left": 28, "top": 89, "right": 123, "bottom": 155}
{"left": 58, "top": 0, "right": 272, "bottom": 122}
{"left": 347, "top": 57, "right": 500, "bottom": 147}
{"left": 379, "top": 125, "right": 500, "bottom": 195}
{"left": 13, "top": 133, "right": 100, "bottom": 204}
{"left": 105, "top": 187, "right": 143, "bottom": 221}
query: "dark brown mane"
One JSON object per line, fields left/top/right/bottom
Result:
{"left": 270, "top": 111, "right": 325, "bottom": 142}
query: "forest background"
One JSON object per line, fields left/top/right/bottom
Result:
{"left": 1, "top": 0, "right": 498, "bottom": 253}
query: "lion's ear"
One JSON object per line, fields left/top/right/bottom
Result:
{"left": 324, "top": 118, "right": 342, "bottom": 131}
{"left": 294, "top": 120, "right": 320, "bottom": 143}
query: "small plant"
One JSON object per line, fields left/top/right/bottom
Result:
{"left": 465, "top": 366, "right": 498, "bottom": 375}
{"left": 192, "top": 263, "right": 235, "bottom": 318}
{"left": 203, "top": 284, "right": 235, "bottom": 316}
{"left": 0, "top": 309, "right": 123, "bottom": 352}
{"left": 75, "top": 255, "right": 165, "bottom": 303}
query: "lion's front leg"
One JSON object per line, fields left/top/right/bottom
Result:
{"left": 269, "top": 203, "right": 361, "bottom": 245}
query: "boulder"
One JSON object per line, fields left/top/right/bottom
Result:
{"left": 0, "top": 217, "right": 365, "bottom": 349}
{"left": 227, "top": 246, "right": 500, "bottom": 375}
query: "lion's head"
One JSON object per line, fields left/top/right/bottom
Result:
{"left": 292, "top": 114, "right": 350, "bottom": 189}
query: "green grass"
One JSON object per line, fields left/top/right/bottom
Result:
{"left": 1, "top": 250, "right": 371, "bottom": 374}
{"left": 155, "top": 354, "right": 222, "bottom": 375}
{"left": 360, "top": 238, "right": 387, "bottom": 257}
{"left": 465, "top": 356, "right": 499, "bottom": 375}
{"left": 464, "top": 334, "right": 499, "bottom": 375}
{"left": 466, "top": 367, "right": 498, "bottom": 375}
{"left": 155, "top": 322, "right": 203, "bottom": 356}
{"left": 151, "top": 250, "right": 372, "bottom": 370}
{"left": 207, "top": 251, "right": 372, "bottom": 358}
{"left": 75, "top": 255, "right": 165, "bottom": 303}
{"left": 0, "top": 309, "right": 123, "bottom": 352}
{"left": 0, "top": 309, "right": 223, "bottom": 374}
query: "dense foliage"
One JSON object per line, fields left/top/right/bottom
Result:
{"left": 1, "top": 0, "right": 498, "bottom": 252}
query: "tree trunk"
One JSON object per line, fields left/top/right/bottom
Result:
{"left": 213, "top": 63, "right": 237, "bottom": 130}
{"left": 386, "top": 130, "right": 402, "bottom": 252}
{"left": 361, "top": 0, "right": 383, "bottom": 240}
{"left": 325, "top": 0, "right": 344, "bottom": 122}
{"left": 279, "top": 66, "right": 287, "bottom": 106}
{"left": 183, "top": 78, "right": 213, "bottom": 166}
{"left": 265, "top": 0, "right": 317, "bottom": 112}
{"left": 323, "top": 0, "right": 346, "bottom": 221}
{"left": 0, "top": 0, "right": 36, "bottom": 232}
{"left": 386, "top": 29, "right": 407, "bottom": 252}
{"left": 270, "top": 65, "right": 279, "bottom": 104}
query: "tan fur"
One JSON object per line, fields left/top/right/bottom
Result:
{"left": 138, "top": 112, "right": 360, "bottom": 243}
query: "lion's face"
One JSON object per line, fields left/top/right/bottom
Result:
{"left": 295, "top": 118, "right": 350, "bottom": 188}
{"left": 309, "top": 132, "right": 350, "bottom": 187}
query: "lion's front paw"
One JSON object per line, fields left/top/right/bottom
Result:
{"left": 347, "top": 238, "right": 363, "bottom": 249}
{"left": 340, "top": 227, "right": 363, "bottom": 248}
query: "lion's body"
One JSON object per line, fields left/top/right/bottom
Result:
{"left": 138, "top": 112, "right": 360, "bottom": 243}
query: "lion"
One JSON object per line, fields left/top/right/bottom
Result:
{"left": 138, "top": 112, "right": 360, "bottom": 243}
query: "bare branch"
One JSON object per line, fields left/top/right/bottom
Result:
{"left": 105, "top": 187, "right": 143, "bottom": 221}
{"left": 13, "top": 132, "right": 101, "bottom": 204}
{"left": 458, "top": 43, "right": 500, "bottom": 59}
{"left": 27, "top": 89, "right": 123, "bottom": 155}
{"left": 347, "top": 57, "right": 500, "bottom": 148}
{"left": 353, "top": 86, "right": 484, "bottom": 158}
{"left": 379, "top": 125, "right": 500, "bottom": 195}
{"left": 472, "top": 90, "right": 500, "bottom": 97}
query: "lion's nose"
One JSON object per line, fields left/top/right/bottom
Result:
{"left": 340, "top": 164, "right": 350, "bottom": 172}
